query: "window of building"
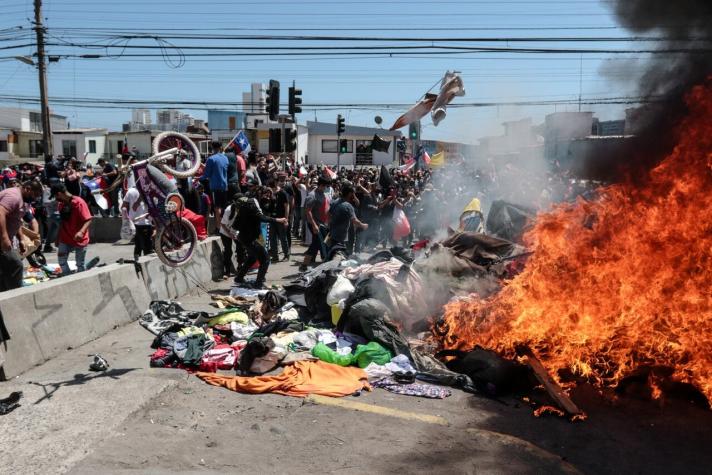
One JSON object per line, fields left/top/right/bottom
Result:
{"left": 88, "top": 139, "right": 97, "bottom": 153}
{"left": 0, "top": 140, "right": 7, "bottom": 152}
{"left": 29, "top": 140, "right": 43, "bottom": 158}
{"left": 322, "top": 139, "right": 353, "bottom": 153}
{"left": 29, "top": 112, "right": 41, "bottom": 132}
{"left": 62, "top": 139, "right": 77, "bottom": 158}
{"left": 355, "top": 140, "right": 373, "bottom": 165}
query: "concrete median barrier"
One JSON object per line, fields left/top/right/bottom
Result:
{"left": 140, "top": 237, "right": 221, "bottom": 301}
{"left": 0, "top": 236, "right": 221, "bottom": 379}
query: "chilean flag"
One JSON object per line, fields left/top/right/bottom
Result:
{"left": 228, "top": 130, "right": 251, "bottom": 154}
{"left": 82, "top": 176, "right": 110, "bottom": 210}
{"left": 398, "top": 158, "right": 416, "bottom": 173}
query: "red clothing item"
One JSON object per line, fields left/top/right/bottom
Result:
{"left": 58, "top": 196, "right": 92, "bottom": 247}
{"left": 236, "top": 155, "right": 247, "bottom": 186}
{"left": 178, "top": 208, "right": 208, "bottom": 240}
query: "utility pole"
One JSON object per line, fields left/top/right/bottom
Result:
{"left": 34, "top": 0, "right": 53, "bottom": 161}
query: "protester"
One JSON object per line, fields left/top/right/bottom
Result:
{"left": 219, "top": 198, "right": 239, "bottom": 279}
{"left": 268, "top": 178, "right": 290, "bottom": 263}
{"left": 327, "top": 183, "right": 368, "bottom": 258}
{"left": 195, "top": 182, "right": 211, "bottom": 225}
{"left": 52, "top": 183, "right": 92, "bottom": 276}
{"left": 244, "top": 152, "right": 262, "bottom": 187}
{"left": 201, "top": 141, "right": 229, "bottom": 234}
{"left": 97, "top": 158, "right": 119, "bottom": 217}
{"left": 0, "top": 181, "right": 43, "bottom": 291}
{"left": 300, "top": 176, "right": 331, "bottom": 272}
{"left": 224, "top": 146, "right": 241, "bottom": 199}
{"left": 231, "top": 194, "right": 288, "bottom": 289}
{"left": 122, "top": 187, "right": 153, "bottom": 261}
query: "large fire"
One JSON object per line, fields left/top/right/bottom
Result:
{"left": 440, "top": 82, "right": 712, "bottom": 401}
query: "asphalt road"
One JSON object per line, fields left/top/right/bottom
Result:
{"left": 2, "top": 248, "right": 712, "bottom": 474}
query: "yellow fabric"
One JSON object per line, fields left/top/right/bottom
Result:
{"left": 207, "top": 311, "right": 249, "bottom": 327}
{"left": 430, "top": 151, "right": 445, "bottom": 168}
{"left": 196, "top": 360, "right": 370, "bottom": 398}
{"left": 177, "top": 326, "right": 207, "bottom": 338}
{"left": 462, "top": 198, "right": 481, "bottom": 214}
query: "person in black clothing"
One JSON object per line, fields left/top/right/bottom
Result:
{"left": 231, "top": 194, "right": 287, "bottom": 288}
{"left": 224, "top": 147, "right": 241, "bottom": 199}
{"left": 268, "top": 178, "right": 290, "bottom": 262}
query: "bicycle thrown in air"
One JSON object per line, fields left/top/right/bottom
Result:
{"left": 103, "top": 131, "right": 202, "bottom": 267}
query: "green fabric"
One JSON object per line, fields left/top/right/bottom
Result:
{"left": 183, "top": 334, "right": 207, "bottom": 366}
{"left": 207, "top": 310, "right": 249, "bottom": 327}
{"left": 311, "top": 342, "right": 392, "bottom": 369}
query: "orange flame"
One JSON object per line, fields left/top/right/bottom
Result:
{"left": 440, "top": 82, "right": 712, "bottom": 402}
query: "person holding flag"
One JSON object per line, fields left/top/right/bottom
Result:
{"left": 225, "top": 130, "right": 251, "bottom": 193}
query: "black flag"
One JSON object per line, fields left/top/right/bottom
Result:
{"left": 379, "top": 165, "right": 395, "bottom": 191}
{"left": 372, "top": 134, "right": 391, "bottom": 153}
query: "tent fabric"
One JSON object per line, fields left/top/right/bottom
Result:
{"left": 485, "top": 200, "right": 537, "bottom": 243}
{"left": 196, "top": 360, "right": 370, "bottom": 398}
{"left": 389, "top": 93, "right": 437, "bottom": 131}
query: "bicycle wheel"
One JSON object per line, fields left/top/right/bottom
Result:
{"left": 151, "top": 131, "right": 201, "bottom": 179}
{"left": 153, "top": 217, "right": 198, "bottom": 267}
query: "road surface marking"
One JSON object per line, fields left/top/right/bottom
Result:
{"left": 305, "top": 394, "right": 449, "bottom": 426}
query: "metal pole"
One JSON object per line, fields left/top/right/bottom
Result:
{"left": 34, "top": 0, "right": 53, "bottom": 161}
{"left": 291, "top": 80, "right": 297, "bottom": 169}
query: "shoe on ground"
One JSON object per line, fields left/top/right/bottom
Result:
{"left": 42, "top": 245, "right": 55, "bottom": 253}
{"left": 282, "top": 255, "right": 290, "bottom": 262}
{"left": 298, "top": 264, "right": 308, "bottom": 272}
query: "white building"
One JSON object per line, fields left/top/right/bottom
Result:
{"left": 0, "top": 107, "right": 68, "bottom": 161}
{"left": 306, "top": 121, "right": 401, "bottom": 167}
{"left": 52, "top": 128, "right": 108, "bottom": 163}
{"left": 242, "top": 83, "right": 266, "bottom": 113}
{"left": 131, "top": 108, "right": 151, "bottom": 125}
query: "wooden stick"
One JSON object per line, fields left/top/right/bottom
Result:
{"left": 521, "top": 348, "right": 583, "bottom": 417}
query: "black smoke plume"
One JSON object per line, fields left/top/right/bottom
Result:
{"left": 594, "top": 0, "right": 712, "bottom": 180}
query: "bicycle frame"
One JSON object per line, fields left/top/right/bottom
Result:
{"left": 130, "top": 147, "right": 181, "bottom": 227}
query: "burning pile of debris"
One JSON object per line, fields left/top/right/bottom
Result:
{"left": 436, "top": 81, "right": 712, "bottom": 413}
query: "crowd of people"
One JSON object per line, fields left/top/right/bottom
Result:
{"left": 0, "top": 142, "right": 599, "bottom": 293}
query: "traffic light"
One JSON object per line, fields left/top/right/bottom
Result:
{"left": 409, "top": 121, "right": 419, "bottom": 140}
{"left": 337, "top": 114, "right": 345, "bottom": 135}
{"left": 265, "top": 79, "right": 280, "bottom": 121}
{"left": 339, "top": 139, "right": 348, "bottom": 154}
{"left": 288, "top": 86, "right": 302, "bottom": 115}
{"left": 285, "top": 129, "right": 297, "bottom": 152}
{"left": 269, "top": 128, "right": 282, "bottom": 152}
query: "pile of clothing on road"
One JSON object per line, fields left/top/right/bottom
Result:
{"left": 138, "top": 231, "right": 531, "bottom": 400}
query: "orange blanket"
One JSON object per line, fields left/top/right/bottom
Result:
{"left": 196, "top": 360, "right": 370, "bottom": 398}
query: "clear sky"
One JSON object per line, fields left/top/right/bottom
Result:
{"left": 0, "top": 0, "right": 648, "bottom": 143}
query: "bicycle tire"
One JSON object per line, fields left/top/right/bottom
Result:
{"left": 151, "top": 131, "right": 201, "bottom": 179}
{"left": 153, "top": 217, "right": 198, "bottom": 267}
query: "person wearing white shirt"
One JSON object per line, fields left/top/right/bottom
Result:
{"left": 121, "top": 187, "right": 153, "bottom": 261}
{"left": 219, "top": 203, "right": 239, "bottom": 278}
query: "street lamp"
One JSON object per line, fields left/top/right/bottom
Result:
{"left": 14, "top": 56, "right": 35, "bottom": 66}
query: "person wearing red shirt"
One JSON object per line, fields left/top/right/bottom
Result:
{"left": 52, "top": 183, "right": 92, "bottom": 276}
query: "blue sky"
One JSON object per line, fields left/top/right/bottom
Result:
{"left": 0, "top": 0, "right": 646, "bottom": 143}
